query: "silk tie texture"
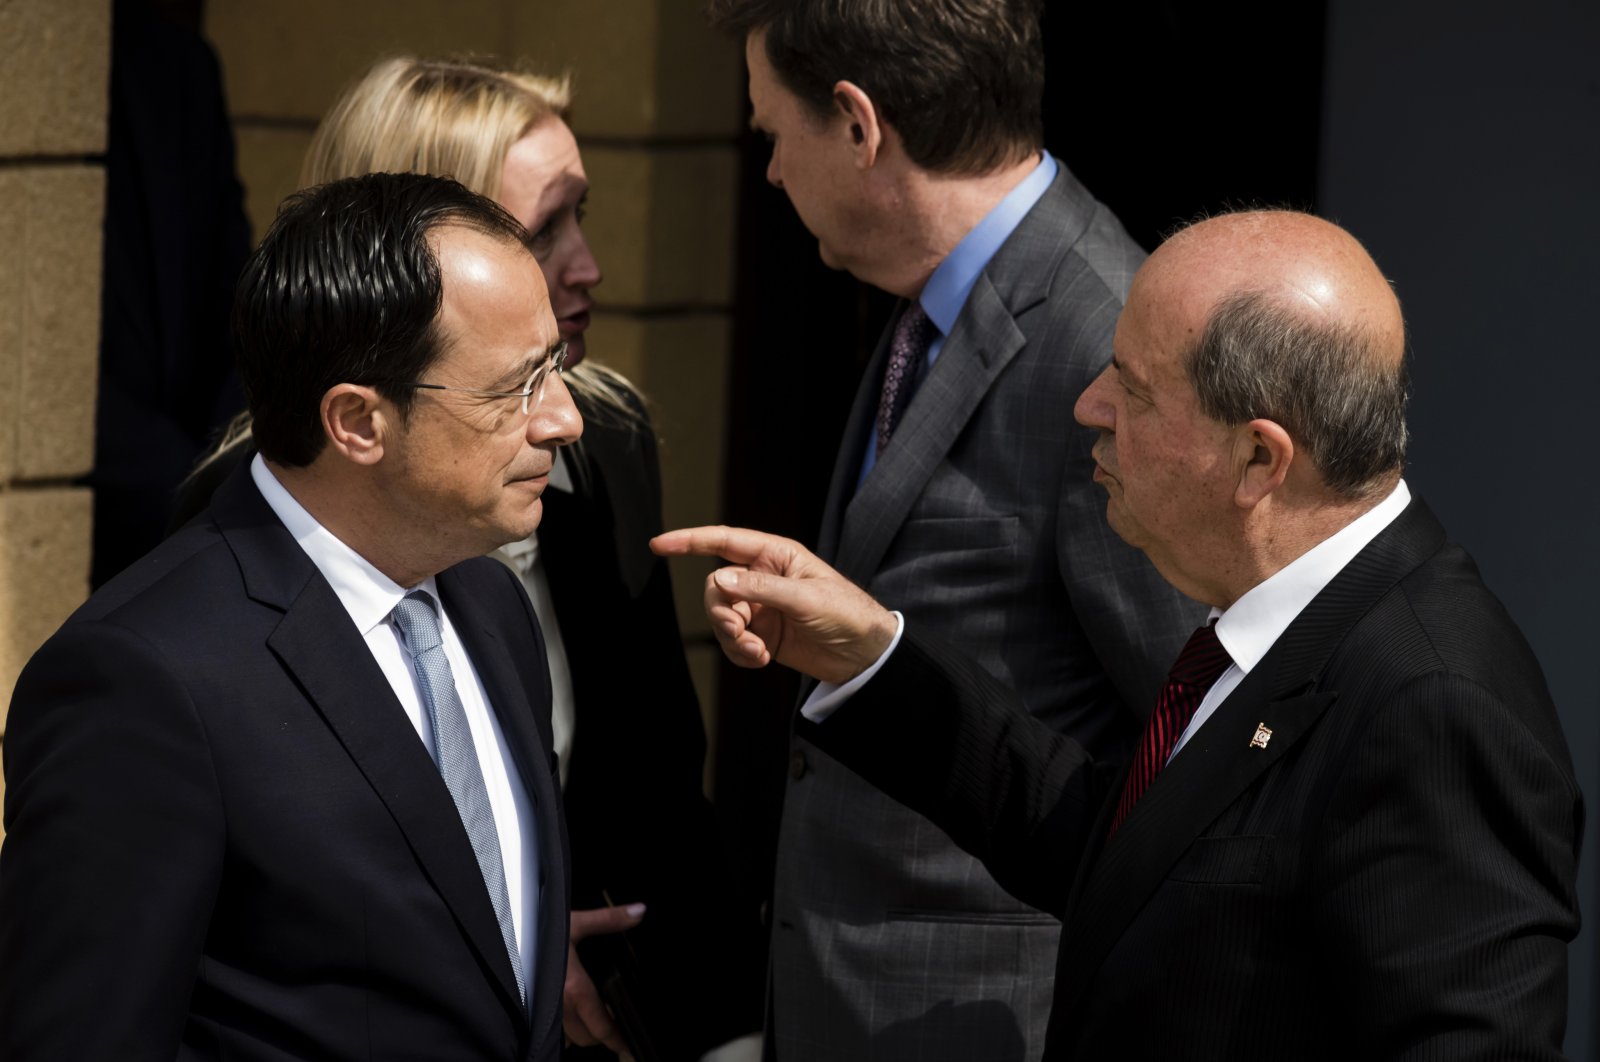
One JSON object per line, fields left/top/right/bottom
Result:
{"left": 876, "top": 303, "right": 939, "bottom": 454}
{"left": 391, "top": 590, "right": 526, "bottom": 1006}
{"left": 1107, "top": 621, "right": 1233, "bottom": 838}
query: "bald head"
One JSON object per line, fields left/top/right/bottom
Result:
{"left": 1155, "top": 211, "right": 1405, "bottom": 360}
{"left": 1150, "top": 210, "right": 1409, "bottom": 498}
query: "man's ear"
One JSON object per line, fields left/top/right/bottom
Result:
{"left": 321, "top": 384, "right": 389, "bottom": 466}
{"left": 1234, "top": 418, "right": 1293, "bottom": 509}
{"left": 832, "top": 80, "right": 883, "bottom": 167}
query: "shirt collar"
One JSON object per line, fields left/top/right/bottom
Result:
{"left": 1212, "top": 479, "right": 1412, "bottom": 674}
{"left": 250, "top": 453, "right": 437, "bottom": 637}
{"left": 919, "top": 151, "right": 1059, "bottom": 335}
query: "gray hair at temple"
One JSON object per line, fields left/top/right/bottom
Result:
{"left": 1185, "top": 289, "right": 1410, "bottom": 499}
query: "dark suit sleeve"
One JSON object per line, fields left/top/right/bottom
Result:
{"left": 800, "top": 627, "right": 1114, "bottom": 916}
{"left": 1312, "top": 671, "right": 1582, "bottom": 1059}
{"left": 0, "top": 620, "right": 224, "bottom": 1060}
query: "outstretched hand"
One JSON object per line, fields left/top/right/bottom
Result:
{"left": 650, "top": 526, "right": 897, "bottom": 685}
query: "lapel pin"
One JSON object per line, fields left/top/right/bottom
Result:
{"left": 1249, "top": 723, "right": 1273, "bottom": 749}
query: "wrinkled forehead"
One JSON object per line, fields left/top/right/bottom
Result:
{"left": 1120, "top": 247, "right": 1223, "bottom": 366}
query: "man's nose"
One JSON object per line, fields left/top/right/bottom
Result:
{"left": 528, "top": 371, "right": 583, "bottom": 447}
{"left": 1074, "top": 366, "right": 1114, "bottom": 430}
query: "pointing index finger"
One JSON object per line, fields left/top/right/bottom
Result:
{"left": 651, "top": 525, "right": 793, "bottom": 567}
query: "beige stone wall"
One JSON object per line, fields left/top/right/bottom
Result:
{"left": 0, "top": 0, "right": 112, "bottom": 830}
{"left": 208, "top": 0, "right": 743, "bottom": 748}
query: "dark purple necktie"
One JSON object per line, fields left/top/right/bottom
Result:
{"left": 1107, "top": 622, "right": 1232, "bottom": 838}
{"left": 876, "top": 304, "right": 938, "bottom": 454}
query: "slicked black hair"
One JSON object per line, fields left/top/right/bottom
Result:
{"left": 233, "top": 171, "right": 535, "bottom": 467}
{"left": 708, "top": 0, "right": 1045, "bottom": 176}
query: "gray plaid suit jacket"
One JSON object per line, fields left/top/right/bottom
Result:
{"left": 768, "top": 166, "right": 1205, "bottom": 1061}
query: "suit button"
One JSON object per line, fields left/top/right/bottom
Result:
{"left": 790, "top": 749, "right": 808, "bottom": 780}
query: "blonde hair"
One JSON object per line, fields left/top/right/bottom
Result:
{"left": 308, "top": 56, "right": 639, "bottom": 423}
{"left": 301, "top": 57, "right": 568, "bottom": 199}
{"left": 194, "top": 56, "right": 639, "bottom": 486}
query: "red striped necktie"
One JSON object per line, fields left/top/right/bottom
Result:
{"left": 1108, "top": 621, "right": 1232, "bottom": 838}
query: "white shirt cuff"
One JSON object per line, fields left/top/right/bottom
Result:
{"left": 799, "top": 611, "right": 905, "bottom": 723}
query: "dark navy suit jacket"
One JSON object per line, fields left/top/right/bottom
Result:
{"left": 1, "top": 466, "right": 570, "bottom": 1061}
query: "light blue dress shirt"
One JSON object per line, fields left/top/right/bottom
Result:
{"left": 858, "top": 151, "right": 1060, "bottom": 483}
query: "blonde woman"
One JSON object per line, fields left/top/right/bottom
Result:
{"left": 184, "top": 58, "right": 761, "bottom": 1061}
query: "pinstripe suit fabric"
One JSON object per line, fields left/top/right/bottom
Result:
{"left": 768, "top": 167, "right": 1205, "bottom": 1060}
{"left": 803, "top": 497, "right": 1582, "bottom": 1060}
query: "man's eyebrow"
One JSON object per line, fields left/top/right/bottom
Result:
{"left": 1111, "top": 356, "right": 1149, "bottom": 391}
{"left": 489, "top": 350, "right": 545, "bottom": 390}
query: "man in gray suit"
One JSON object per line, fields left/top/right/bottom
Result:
{"left": 707, "top": 1, "right": 1203, "bottom": 1058}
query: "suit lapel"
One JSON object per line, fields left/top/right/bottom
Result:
{"left": 1053, "top": 497, "right": 1448, "bottom": 1016}
{"left": 214, "top": 468, "right": 530, "bottom": 1025}
{"left": 437, "top": 567, "right": 567, "bottom": 1049}
{"left": 819, "top": 168, "right": 1093, "bottom": 583}
{"left": 816, "top": 322, "right": 893, "bottom": 565}
{"left": 832, "top": 278, "right": 1029, "bottom": 582}
{"left": 437, "top": 567, "right": 554, "bottom": 824}
{"left": 1053, "top": 674, "right": 1337, "bottom": 1012}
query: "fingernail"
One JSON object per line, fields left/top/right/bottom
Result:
{"left": 626, "top": 903, "right": 646, "bottom": 918}
{"left": 714, "top": 569, "right": 739, "bottom": 589}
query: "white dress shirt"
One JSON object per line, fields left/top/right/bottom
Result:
{"left": 251, "top": 455, "right": 541, "bottom": 996}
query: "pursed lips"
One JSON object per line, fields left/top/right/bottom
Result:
{"left": 1090, "top": 442, "right": 1119, "bottom": 484}
{"left": 508, "top": 465, "right": 551, "bottom": 487}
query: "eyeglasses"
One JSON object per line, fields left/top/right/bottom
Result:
{"left": 401, "top": 341, "right": 568, "bottom": 415}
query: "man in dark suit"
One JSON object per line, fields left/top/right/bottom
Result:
{"left": 0, "top": 174, "right": 595, "bottom": 1060}
{"left": 656, "top": 210, "right": 1583, "bottom": 1058}
{"left": 705, "top": 1, "right": 1201, "bottom": 1055}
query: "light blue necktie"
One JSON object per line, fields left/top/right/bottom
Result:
{"left": 391, "top": 590, "right": 525, "bottom": 1005}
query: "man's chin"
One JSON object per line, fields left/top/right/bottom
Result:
{"left": 498, "top": 498, "right": 543, "bottom": 544}
{"left": 1102, "top": 503, "right": 1142, "bottom": 551}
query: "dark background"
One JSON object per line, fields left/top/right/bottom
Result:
{"left": 717, "top": 2, "right": 1598, "bottom": 1055}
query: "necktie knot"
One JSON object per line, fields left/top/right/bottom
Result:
{"left": 392, "top": 591, "right": 444, "bottom": 655}
{"left": 1166, "top": 621, "right": 1231, "bottom": 688}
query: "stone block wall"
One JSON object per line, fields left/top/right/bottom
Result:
{"left": 0, "top": 0, "right": 112, "bottom": 828}
{"left": 207, "top": 0, "right": 743, "bottom": 765}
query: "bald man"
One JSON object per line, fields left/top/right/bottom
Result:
{"left": 655, "top": 210, "right": 1583, "bottom": 1059}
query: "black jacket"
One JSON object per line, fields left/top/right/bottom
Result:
{"left": 806, "top": 498, "right": 1583, "bottom": 1060}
